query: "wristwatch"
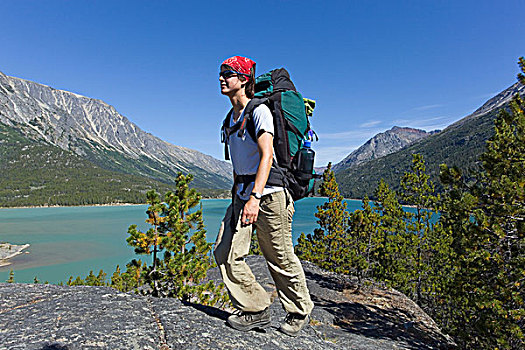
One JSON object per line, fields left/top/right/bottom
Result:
{"left": 250, "top": 192, "right": 262, "bottom": 200}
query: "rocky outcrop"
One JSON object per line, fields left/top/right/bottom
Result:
{"left": 0, "top": 256, "right": 454, "bottom": 349}
{"left": 332, "top": 127, "right": 436, "bottom": 173}
{"left": 460, "top": 82, "right": 525, "bottom": 123}
{"left": 0, "top": 71, "right": 232, "bottom": 189}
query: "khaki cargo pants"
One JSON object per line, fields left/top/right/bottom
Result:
{"left": 214, "top": 190, "right": 314, "bottom": 316}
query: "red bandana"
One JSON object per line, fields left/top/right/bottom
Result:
{"left": 221, "top": 56, "right": 256, "bottom": 80}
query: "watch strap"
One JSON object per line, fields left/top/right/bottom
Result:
{"left": 250, "top": 192, "right": 262, "bottom": 200}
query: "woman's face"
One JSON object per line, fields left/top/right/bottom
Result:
{"left": 219, "top": 66, "right": 245, "bottom": 96}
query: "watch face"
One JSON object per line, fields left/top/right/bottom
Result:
{"left": 251, "top": 192, "right": 262, "bottom": 199}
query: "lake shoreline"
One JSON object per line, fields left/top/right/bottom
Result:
{"left": 0, "top": 243, "right": 30, "bottom": 267}
{"left": 0, "top": 203, "right": 146, "bottom": 210}
{"left": 0, "top": 196, "right": 368, "bottom": 210}
{"left": 0, "top": 198, "right": 425, "bottom": 211}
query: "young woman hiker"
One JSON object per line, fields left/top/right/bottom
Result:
{"left": 214, "top": 55, "right": 314, "bottom": 336}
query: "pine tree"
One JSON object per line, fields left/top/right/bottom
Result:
{"left": 126, "top": 190, "right": 167, "bottom": 294}
{"left": 126, "top": 172, "right": 228, "bottom": 306}
{"left": 296, "top": 163, "right": 350, "bottom": 273}
{"left": 438, "top": 58, "right": 525, "bottom": 348}
{"left": 399, "top": 154, "right": 444, "bottom": 304}
{"left": 66, "top": 276, "right": 85, "bottom": 286}
{"left": 110, "top": 265, "right": 124, "bottom": 291}
{"left": 84, "top": 269, "right": 107, "bottom": 286}
{"left": 85, "top": 270, "right": 98, "bottom": 286}
{"left": 465, "top": 65, "right": 524, "bottom": 348}
{"left": 7, "top": 270, "right": 14, "bottom": 283}
{"left": 347, "top": 196, "right": 379, "bottom": 284}
{"left": 371, "top": 179, "right": 410, "bottom": 286}
{"left": 116, "top": 259, "right": 146, "bottom": 293}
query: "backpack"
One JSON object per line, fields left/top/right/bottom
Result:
{"left": 221, "top": 68, "right": 320, "bottom": 201}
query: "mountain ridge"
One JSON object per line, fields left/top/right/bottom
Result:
{"left": 332, "top": 126, "right": 437, "bottom": 173}
{"left": 0, "top": 120, "right": 184, "bottom": 207}
{"left": 335, "top": 81, "right": 525, "bottom": 198}
{"left": 0, "top": 71, "right": 232, "bottom": 190}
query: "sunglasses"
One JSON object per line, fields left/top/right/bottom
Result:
{"left": 219, "top": 70, "right": 250, "bottom": 79}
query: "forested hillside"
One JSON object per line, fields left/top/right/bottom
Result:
{"left": 336, "top": 82, "right": 524, "bottom": 198}
{"left": 0, "top": 122, "right": 174, "bottom": 207}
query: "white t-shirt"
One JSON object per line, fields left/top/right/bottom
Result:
{"left": 228, "top": 104, "right": 283, "bottom": 201}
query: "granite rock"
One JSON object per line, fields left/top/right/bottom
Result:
{"left": 0, "top": 256, "right": 455, "bottom": 349}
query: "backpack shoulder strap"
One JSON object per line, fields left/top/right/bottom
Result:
{"left": 238, "top": 97, "right": 268, "bottom": 142}
{"left": 221, "top": 108, "right": 235, "bottom": 160}
{"left": 222, "top": 97, "right": 270, "bottom": 160}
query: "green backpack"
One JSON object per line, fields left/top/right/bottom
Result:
{"left": 221, "top": 68, "right": 319, "bottom": 200}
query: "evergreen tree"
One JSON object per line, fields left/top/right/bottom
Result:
{"left": 399, "top": 154, "right": 448, "bottom": 305}
{"left": 371, "top": 179, "right": 409, "bottom": 286}
{"left": 126, "top": 190, "right": 167, "bottom": 294}
{"left": 110, "top": 265, "right": 124, "bottom": 291}
{"left": 296, "top": 163, "right": 350, "bottom": 273}
{"left": 126, "top": 173, "right": 228, "bottom": 306}
{"left": 66, "top": 276, "right": 85, "bottom": 286}
{"left": 347, "top": 196, "right": 379, "bottom": 284}
{"left": 84, "top": 270, "right": 107, "bottom": 286}
{"left": 111, "top": 259, "right": 146, "bottom": 293}
{"left": 438, "top": 58, "right": 525, "bottom": 348}
{"left": 7, "top": 270, "right": 14, "bottom": 283}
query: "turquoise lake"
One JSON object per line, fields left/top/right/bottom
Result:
{"left": 0, "top": 198, "right": 367, "bottom": 284}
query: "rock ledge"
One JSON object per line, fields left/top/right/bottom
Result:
{"left": 0, "top": 256, "right": 454, "bottom": 349}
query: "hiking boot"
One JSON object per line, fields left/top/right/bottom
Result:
{"left": 227, "top": 307, "right": 271, "bottom": 331}
{"left": 279, "top": 313, "right": 309, "bottom": 337}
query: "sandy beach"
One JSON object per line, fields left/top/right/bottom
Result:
{"left": 0, "top": 243, "right": 30, "bottom": 267}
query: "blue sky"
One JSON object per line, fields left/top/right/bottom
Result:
{"left": 1, "top": 0, "right": 524, "bottom": 166}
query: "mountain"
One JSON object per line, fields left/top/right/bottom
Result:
{"left": 335, "top": 82, "right": 525, "bottom": 198}
{"left": 332, "top": 126, "right": 437, "bottom": 173}
{"left": 0, "top": 71, "right": 232, "bottom": 191}
{"left": 0, "top": 121, "right": 185, "bottom": 207}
